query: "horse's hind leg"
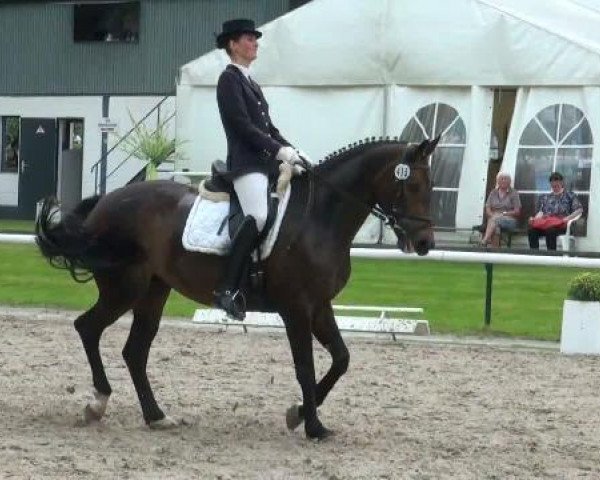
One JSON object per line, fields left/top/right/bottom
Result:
{"left": 286, "top": 302, "right": 349, "bottom": 432}
{"left": 74, "top": 305, "right": 118, "bottom": 423}
{"left": 123, "top": 276, "right": 172, "bottom": 428}
{"left": 75, "top": 269, "right": 150, "bottom": 423}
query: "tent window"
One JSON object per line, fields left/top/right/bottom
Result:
{"left": 514, "top": 104, "right": 592, "bottom": 223}
{"left": 400, "top": 103, "right": 466, "bottom": 228}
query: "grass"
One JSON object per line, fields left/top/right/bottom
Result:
{"left": 337, "top": 259, "right": 579, "bottom": 340}
{"left": 0, "top": 244, "right": 585, "bottom": 341}
{"left": 0, "top": 220, "right": 35, "bottom": 233}
{"left": 0, "top": 244, "right": 198, "bottom": 315}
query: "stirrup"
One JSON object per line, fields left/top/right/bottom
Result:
{"left": 214, "top": 289, "right": 247, "bottom": 321}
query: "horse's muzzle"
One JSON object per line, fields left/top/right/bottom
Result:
{"left": 410, "top": 228, "right": 435, "bottom": 256}
{"left": 396, "top": 236, "right": 434, "bottom": 255}
{"left": 395, "top": 225, "right": 434, "bottom": 255}
{"left": 414, "top": 237, "right": 434, "bottom": 256}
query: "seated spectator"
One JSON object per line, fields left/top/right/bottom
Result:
{"left": 528, "top": 171, "right": 583, "bottom": 251}
{"left": 481, "top": 172, "right": 521, "bottom": 247}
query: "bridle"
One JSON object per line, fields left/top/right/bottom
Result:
{"left": 377, "top": 163, "right": 433, "bottom": 236}
{"left": 302, "top": 160, "right": 433, "bottom": 238}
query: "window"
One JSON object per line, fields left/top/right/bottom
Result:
{"left": 400, "top": 103, "right": 467, "bottom": 228}
{"left": 74, "top": 1, "right": 140, "bottom": 43}
{"left": 514, "top": 104, "right": 592, "bottom": 223}
{"left": 1, "top": 116, "right": 19, "bottom": 173}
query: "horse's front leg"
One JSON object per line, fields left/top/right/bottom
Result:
{"left": 281, "top": 307, "right": 332, "bottom": 440}
{"left": 286, "top": 302, "right": 349, "bottom": 432}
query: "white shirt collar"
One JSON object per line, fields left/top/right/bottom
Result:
{"left": 231, "top": 63, "right": 251, "bottom": 79}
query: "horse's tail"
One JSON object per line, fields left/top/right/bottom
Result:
{"left": 35, "top": 196, "right": 139, "bottom": 283}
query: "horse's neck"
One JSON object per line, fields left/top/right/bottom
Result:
{"left": 313, "top": 147, "right": 393, "bottom": 247}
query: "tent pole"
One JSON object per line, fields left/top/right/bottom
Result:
{"left": 383, "top": 84, "right": 390, "bottom": 137}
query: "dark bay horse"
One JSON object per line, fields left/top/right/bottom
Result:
{"left": 35, "top": 137, "right": 437, "bottom": 440}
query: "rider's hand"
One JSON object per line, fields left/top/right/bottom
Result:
{"left": 276, "top": 146, "right": 301, "bottom": 165}
{"left": 295, "top": 149, "right": 313, "bottom": 166}
{"left": 293, "top": 164, "right": 306, "bottom": 176}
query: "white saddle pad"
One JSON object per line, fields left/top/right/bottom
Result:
{"left": 181, "top": 184, "right": 291, "bottom": 260}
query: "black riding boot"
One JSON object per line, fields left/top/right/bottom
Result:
{"left": 214, "top": 216, "right": 259, "bottom": 321}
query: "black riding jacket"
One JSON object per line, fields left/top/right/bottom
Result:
{"left": 216, "top": 64, "right": 290, "bottom": 178}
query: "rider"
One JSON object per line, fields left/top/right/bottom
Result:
{"left": 213, "top": 18, "right": 302, "bottom": 320}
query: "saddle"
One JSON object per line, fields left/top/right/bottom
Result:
{"left": 201, "top": 160, "right": 286, "bottom": 239}
{"left": 199, "top": 160, "right": 289, "bottom": 295}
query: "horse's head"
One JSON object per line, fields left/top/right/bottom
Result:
{"left": 375, "top": 137, "right": 438, "bottom": 255}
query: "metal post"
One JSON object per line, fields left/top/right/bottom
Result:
{"left": 99, "top": 95, "right": 109, "bottom": 195}
{"left": 484, "top": 263, "right": 493, "bottom": 326}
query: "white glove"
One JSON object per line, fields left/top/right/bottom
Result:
{"left": 295, "top": 149, "right": 313, "bottom": 165}
{"left": 293, "top": 164, "right": 306, "bottom": 176}
{"left": 276, "top": 146, "right": 301, "bottom": 165}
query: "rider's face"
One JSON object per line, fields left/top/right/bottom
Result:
{"left": 229, "top": 33, "right": 258, "bottom": 66}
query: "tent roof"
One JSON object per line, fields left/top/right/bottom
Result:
{"left": 179, "top": 0, "right": 600, "bottom": 87}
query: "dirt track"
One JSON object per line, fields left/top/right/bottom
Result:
{"left": 1, "top": 309, "right": 599, "bottom": 479}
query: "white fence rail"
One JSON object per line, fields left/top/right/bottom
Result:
{"left": 4, "top": 234, "right": 600, "bottom": 268}
{"left": 350, "top": 248, "right": 600, "bottom": 268}
{"left": 0, "top": 234, "right": 36, "bottom": 245}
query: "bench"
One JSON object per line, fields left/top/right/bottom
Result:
{"left": 471, "top": 212, "right": 584, "bottom": 252}
{"left": 470, "top": 224, "right": 513, "bottom": 247}
{"left": 192, "top": 304, "right": 429, "bottom": 340}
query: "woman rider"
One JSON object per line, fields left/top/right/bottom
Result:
{"left": 213, "top": 18, "right": 302, "bottom": 320}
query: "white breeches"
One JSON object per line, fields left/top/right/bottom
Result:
{"left": 232, "top": 172, "right": 269, "bottom": 232}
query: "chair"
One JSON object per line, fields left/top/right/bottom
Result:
{"left": 557, "top": 212, "right": 583, "bottom": 253}
{"left": 471, "top": 222, "right": 515, "bottom": 247}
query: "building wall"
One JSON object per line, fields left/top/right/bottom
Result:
{"left": 0, "top": 0, "right": 290, "bottom": 95}
{"left": 0, "top": 95, "right": 178, "bottom": 206}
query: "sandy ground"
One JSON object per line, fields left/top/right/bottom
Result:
{"left": 1, "top": 309, "right": 599, "bottom": 480}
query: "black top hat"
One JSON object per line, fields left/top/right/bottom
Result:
{"left": 216, "top": 19, "right": 262, "bottom": 49}
{"left": 549, "top": 171, "right": 564, "bottom": 182}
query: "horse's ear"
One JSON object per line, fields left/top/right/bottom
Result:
{"left": 416, "top": 135, "right": 441, "bottom": 159}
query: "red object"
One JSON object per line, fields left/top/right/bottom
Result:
{"left": 529, "top": 215, "right": 566, "bottom": 230}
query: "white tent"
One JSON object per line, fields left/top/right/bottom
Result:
{"left": 177, "top": 0, "right": 600, "bottom": 250}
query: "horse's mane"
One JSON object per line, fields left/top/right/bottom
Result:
{"left": 315, "top": 137, "right": 408, "bottom": 174}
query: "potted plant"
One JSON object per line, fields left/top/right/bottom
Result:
{"left": 561, "top": 272, "right": 600, "bottom": 354}
{"left": 115, "top": 110, "right": 184, "bottom": 180}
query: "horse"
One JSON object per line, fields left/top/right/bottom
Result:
{"left": 35, "top": 136, "right": 438, "bottom": 440}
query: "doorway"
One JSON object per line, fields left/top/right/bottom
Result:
{"left": 487, "top": 89, "right": 517, "bottom": 196}
{"left": 58, "top": 118, "right": 84, "bottom": 212}
{"left": 17, "top": 118, "right": 58, "bottom": 219}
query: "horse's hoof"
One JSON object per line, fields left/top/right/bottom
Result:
{"left": 83, "top": 390, "right": 109, "bottom": 424}
{"left": 148, "top": 415, "right": 179, "bottom": 430}
{"left": 309, "top": 428, "right": 335, "bottom": 442}
{"left": 285, "top": 404, "right": 303, "bottom": 431}
{"left": 306, "top": 421, "right": 335, "bottom": 441}
{"left": 83, "top": 404, "right": 104, "bottom": 424}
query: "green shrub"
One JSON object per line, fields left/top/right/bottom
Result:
{"left": 567, "top": 272, "right": 600, "bottom": 301}
{"left": 113, "top": 109, "right": 185, "bottom": 180}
